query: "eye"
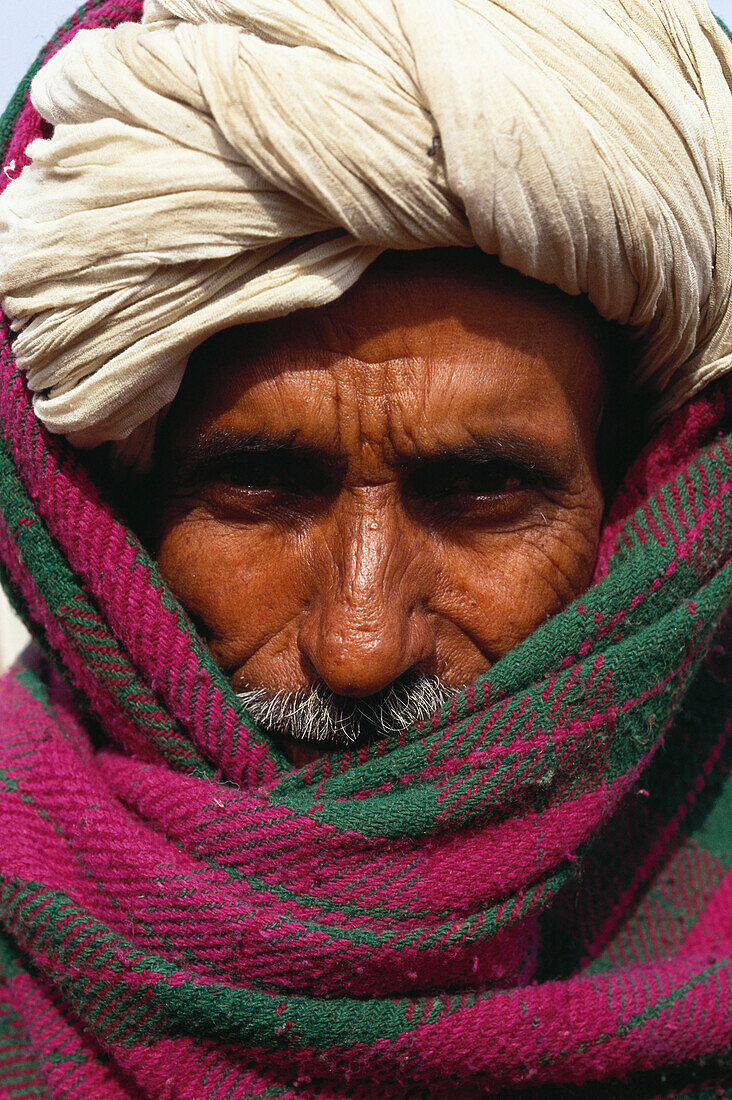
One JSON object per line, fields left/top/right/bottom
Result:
{"left": 200, "top": 450, "right": 338, "bottom": 509}
{"left": 408, "top": 459, "right": 531, "bottom": 502}
{"left": 212, "top": 453, "right": 294, "bottom": 491}
{"left": 441, "top": 464, "right": 525, "bottom": 497}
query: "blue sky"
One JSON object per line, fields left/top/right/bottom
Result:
{"left": 3, "top": 0, "right": 732, "bottom": 108}
{"left": 716, "top": 0, "right": 732, "bottom": 25}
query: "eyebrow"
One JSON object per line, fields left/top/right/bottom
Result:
{"left": 171, "top": 428, "right": 341, "bottom": 481}
{"left": 414, "top": 434, "right": 567, "bottom": 479}
{"left": 171, "top": 426, "right": 567, "bottom": 483}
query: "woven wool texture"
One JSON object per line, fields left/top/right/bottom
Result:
{"left": 0, "top": 3, "right": 731, "bottom": 1098}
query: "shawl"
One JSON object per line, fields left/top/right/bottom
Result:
{"left": 1, "top": 0, "right": 732, "bottom": 459}
{"left": 0, "top": 3, "right": 731, "bottom": 1099}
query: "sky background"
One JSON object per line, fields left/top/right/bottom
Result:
{"left": 3, "top": 0, "right": 732, "bottom": 106}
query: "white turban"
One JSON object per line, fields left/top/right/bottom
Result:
{"left": 1, "top": 0, "right": 732, "bottom": 455}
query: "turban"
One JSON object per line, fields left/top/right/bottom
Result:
{"left": 1, "top": 0, "right": 732, "bottom": 453}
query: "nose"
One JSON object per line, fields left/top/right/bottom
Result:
{"left": 296, "top": 502, "right": 435, "bottom": 697}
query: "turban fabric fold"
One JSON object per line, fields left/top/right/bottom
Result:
{"left": 1, "top": 0, "right": 732, "bottom": 453}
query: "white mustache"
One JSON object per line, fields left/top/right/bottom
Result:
{"left": 236, "top": 673, "right": 461, "bottom": 744}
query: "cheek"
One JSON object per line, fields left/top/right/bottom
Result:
{"left": 436, "top": 496, "right": 603, "bottom": 660}
{"left": 155, "top": 512, "right": 306, "bottom": 673}
{"left": 155, "top": 490, "right": 604, "bottom": 684}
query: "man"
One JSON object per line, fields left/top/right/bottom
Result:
{"left": 0, "top": 0, "right": 729, "bottom": 1096}
{"left": 147, "top": 248, "right": 610, "bottom": 766}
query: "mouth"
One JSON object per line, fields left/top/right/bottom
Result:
{"left": 266, "top": 711, "right": 387, "bottom": 765}
{"left": 268, "top": 729, "right": 364, "bottom": 766}
{"left": 235, "top": 673, "right": 463, "bottom": 766}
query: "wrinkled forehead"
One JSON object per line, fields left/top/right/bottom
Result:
{"left": 161, "top": 250, "right": 608, "bottom": 458}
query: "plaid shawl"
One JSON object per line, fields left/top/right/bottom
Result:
{"left": 0, "top": 4, "right": 730, "bottom": 1097}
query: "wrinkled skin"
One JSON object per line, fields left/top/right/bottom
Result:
{"left": 150, "top": 250, "right": 607, "bottom": 763}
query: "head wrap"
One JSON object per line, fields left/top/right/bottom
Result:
{"left": 1, "top": 0, "right": 732, "bottom": 454}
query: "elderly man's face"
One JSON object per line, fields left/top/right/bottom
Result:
{"left": 150, "top": 252, "right": 606, "bottom": 762}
